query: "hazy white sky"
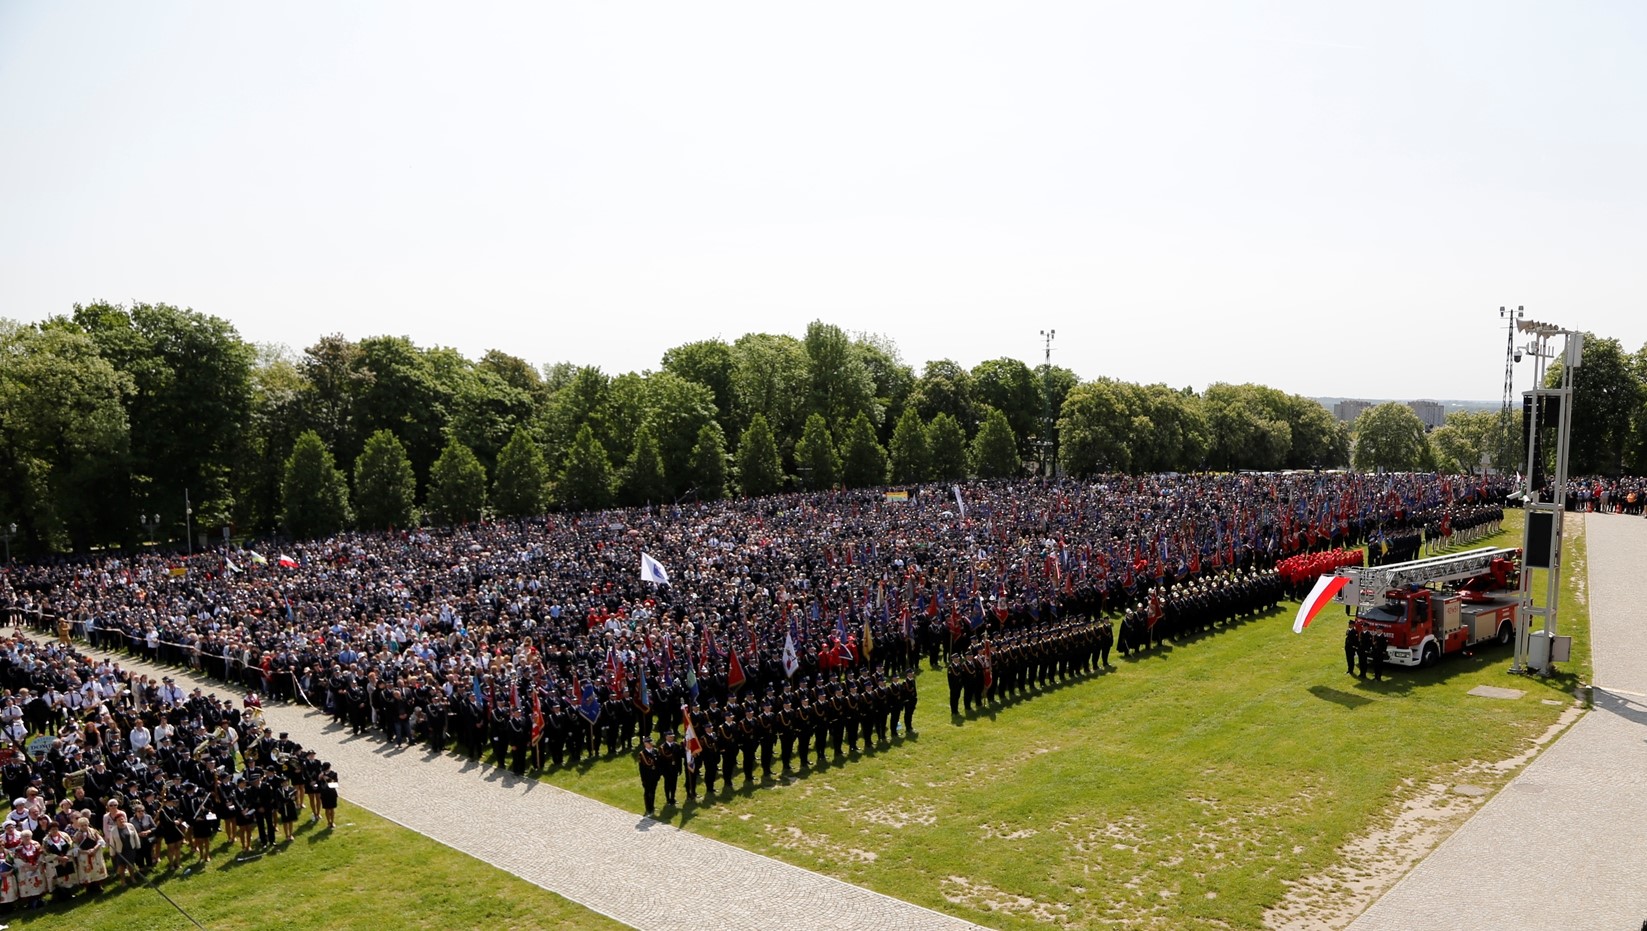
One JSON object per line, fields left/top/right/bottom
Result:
{"left": 3, "top": 2, "right": 1643, "bottom": 400}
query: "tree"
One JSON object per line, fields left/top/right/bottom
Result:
{"left": 353, "top": 336, "right": 456, "bottom": 497}
{"left": 558, "top": 424, "right": 614, "bottom": 511}
{"left": 972, "top": 358, "right": 1041, "bottom": 458}
{"left": 1202, "top": 383, "right": 1293, "bottom": 471}
{"left": 298, "top": 333, "right": 370, "bottom": 460}
{"left": 911, "top": 359, "right": 977, "bottom": 435}
{"left": 281, "top": 430, "right": 352, "bottom": 539}
{"left": 1548, "top": 334, "right": 1640, "bottom": 475}
{"left": 235, "top": 344, "right": 309, "bottom": 536}
{"left": 70, "top": 301, "right": 254, "bottom": 532}
{"left": 662, "top": 339, "right": 739, "bottom": 437}
{"left": 803, "top": 321, "right": 877, "bottom": 431}
{"left": 491, "top": 427, "right": 550, "bottom": 518}
{"left": 446, "top": 365, "right": 537, "bottom": 478}
{"left": 353, "top": 430, "right": 417, "bottom": 530}
{"left": 839, "top": 412, "right": 889, "bottom": 488}
{"left": 732, "top": 333, "right": 809, "bottom": 456}
{"left": 1428, "top": 410, "right": 1499, "bottom": 474}
{"left": 0, "top": 321, "right": 132, "bottom": 552}
{"left": 1036, "top": 363, "right": 1080, "bottom": 473}
{"left": 854, "top": 334, "right": 916, "bottom": 442}
{"left": 796, "top": 413, "right": 840, "bottom": 490}
{"left": 888, "top": 407, "right": 929, "bottom": 483}
{"left": 1059, "top": 379, "right": 1137, "bottom": 475}
{"left": 926, "top": 413, "right": 968, "bottom": 481}
{"left": 621, "top": 423, "right": 669, "bottom": 506}
{"left": 688, "top": 421, "right": 729, "bottom": 501}
{"left": 426, "top": 438, "right": 487, "bottom": 525}
{"left": 1351, "top": 403, "right": 1428, "bottom": 472}
{"left": 971, "top": 407, "right": 1022, "bottom": 479}
{"left": 736, "top": 414, "right": 785, "bottom": 497}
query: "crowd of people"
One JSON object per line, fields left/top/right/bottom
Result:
{"left": 1560, "top": 476, "right": 1647, "bottom": 514}
{"left": 0, "top": 474, "right": 1509, "bottom": 813}
{"left": 0, "top": 633, "right": 339, "bottom": 913}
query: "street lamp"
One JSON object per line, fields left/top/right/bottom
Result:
{"left": 140, "top": 513, "right": 160, "bottom": 547}
{"left": 184, "top": 489, "right": 194, "bottom": 556}
{"left": 2, "top": 523, "right": 14, "bottom": 564}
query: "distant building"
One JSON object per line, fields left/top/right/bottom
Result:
{"left": 1333, "top": 399, "right": 1372, "bottom": 423}
{"left": 1408, "top": 400, "right": 1445, "bottom": 430}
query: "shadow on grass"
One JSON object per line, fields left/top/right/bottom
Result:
{"left": 1308, "top": 684, "right": 1374, "bottom": 708}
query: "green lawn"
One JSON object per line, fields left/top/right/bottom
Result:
{"left": 535, "top": 510, "right": 1588, "bottom": 930}
{"left": 10, "top": 799, "right": 625, "bottom": 931}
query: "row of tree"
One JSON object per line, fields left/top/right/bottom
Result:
{"left": 4, "top": 303, "right": 1642, "bottom": 553}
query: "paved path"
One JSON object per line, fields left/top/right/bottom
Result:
{"left": 1350, "top": 512, "right": 1647, "bottom": 931}
{"left": 75, "top": 646, "right": 984, "bottom": 931}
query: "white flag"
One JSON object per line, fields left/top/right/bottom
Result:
{"left": 640, "top": 552, "right": 671, "bottom": 585}
{"left": 782, "top": 630, "right": 800, "bottom": 678}
{"left": 952, "top": 484, "right": 967, "bottom": 519}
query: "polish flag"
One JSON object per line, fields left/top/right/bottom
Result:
{"left": 1294, "top": 574, "right": 1351, "bottom": 633}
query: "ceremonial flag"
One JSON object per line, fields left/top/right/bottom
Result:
{"left": 168, "top": 567, "right": 187, "bottom": 578}
{"left": 1293, "top": 574, "right": 1351, "bottom": 633}
{"left": 248, "top": 551, "right": 268, "bottom": 565}
{"left": 782, "top": 625, "right": 800, "bottom": 678}
{"left": 634, "top": 663, "right": 651, "bottom": 713}
{"left": 224, "top": 558, "right": 241, "bottom": 574}
{"left": 861, "top": 612, "right": 874, "bottom": 660}
{"left": 530, "top": 681, "right": 544, "bottom": 743}
{"left": 681, "top": 704, "right": 701, "bottom": 770}
{"left": 981, "top": 640, "right": 994, "bottom": 692}
{"left": 578, "top": 680, "right": 603, "bottom": 723}
{"left": 953, "top": 484, "right": 967, "bottom": 518}
{"left": 277, "top": 554, "right": 298, "bottom": 568}
{"left": 640, "top": 552, "right": 671, "bottom": 585}
{"left": 1147, "top": 590, "right": 1162, "bottom": 629}
{"left": 727, "top": 645, "right": 747, "bottom": 692}
{"left": 685, "top": 657, "right": 699, "bottom": 702}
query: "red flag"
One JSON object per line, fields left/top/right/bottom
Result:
{"left": 681, "top": 704, "right": 701, "bottom": 769}
{"left": 727, "top": 646, "right": 747, "bottom": 692}
{"left": 530, "top": 681, "right": 544, "bottom": 744}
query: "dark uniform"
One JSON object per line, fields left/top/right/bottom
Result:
{"left": 637, "top": 735, "right": 661, "bottom": 814}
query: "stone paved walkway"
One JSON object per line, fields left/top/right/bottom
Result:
{"left": 74, "top": 645, "right": 985, "bottom": 931}
{"left": 1349, "top": 512, "right": 1647, "bottom": 931}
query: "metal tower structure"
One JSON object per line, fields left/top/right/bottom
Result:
{"left": 1497, "top": 305, "right": 1523, "bottom": 472}
{"left": 1039, "top": 329, "right": 1056, "bottom": 477}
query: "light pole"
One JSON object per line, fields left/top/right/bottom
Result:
{"left": 2, "top": 523, "right": 14, "bottom": 564}
{"left": 1039, "top": 328, "right": 1056, "bottom": 477}
{"left": 184, "top": 489, "right": 194, "bottom": 556}
{"left": 1496, "top": 306, "right": 1524, "bottom": 472}
{"left": 140, "top": 513, "right": 160, "bottom": 547}
{"left": 1509, "top": 318, "right": 1580, "bottom": 677}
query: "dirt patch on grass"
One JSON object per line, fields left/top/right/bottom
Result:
{"left": 1263, "top": 704, "right": 1584, "bottom": 930}
{"left": 941, "top": 875, "right": 1072, "bottom": 924}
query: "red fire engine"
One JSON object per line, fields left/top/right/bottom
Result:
{"left": 1330, "top": 546, "right": 1521, "bottom": 668}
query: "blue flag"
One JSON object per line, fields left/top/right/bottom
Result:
{"left": 578, "top": 682, "right": 602, "bottom": 724}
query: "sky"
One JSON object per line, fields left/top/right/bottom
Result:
{"left": 2, "top": 1, "right": 1644, "bottom": 401}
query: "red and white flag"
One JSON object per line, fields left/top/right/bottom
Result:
{"left": 1293, "top": 574, "right": 1351, "bottom": 633}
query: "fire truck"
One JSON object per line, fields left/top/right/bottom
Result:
{"left": 1330, "top": 546, "right": 1521, "bottom": 668}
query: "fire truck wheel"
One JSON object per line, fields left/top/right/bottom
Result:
{"left": 1421, "top": 643, "right": 1439, "bottom": 667}
{"left": 1496, "top": 623, "right": 1513, "bottom": 646}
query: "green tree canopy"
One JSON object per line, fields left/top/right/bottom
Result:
{"left": 926, "top": 412, "right": 968, "bottom": 481}
{"left": 621, "top": 423, "right": 669, "bottom": 506}
{"left": 1351, "top": 403, "right": 1428, "bottom": 472}
{"left": 282, "top": 430, "right": 352, "bottom": 539}
{"left": 971, "top": 406, "right": 1022, "bottom": 479}
{"left": 491, "top": 427, "right": 550, "bottom": 518}
{"left": 0, "top": 321, "right": 132, "bottom": 552}
{"left": 972, "top": 358, "right": 1041, "bottom": 457}
{"left": 804, "top": 321, "right": 877, "bottom": 431}
{"left": 796, "top": 413, "right": 840, "bottom": 490}
{"left": 353, "top": 429, "right": 417, "bottom": 530}
{"left": 911, "top": 359, "right": 977, "bottom": 436}
{"left": 558, "top": 424, "right": 614, "bottom": 511}
{"left": 426, "top": 437, "right": 487, "bottom": 525}
{"left": 839, "top": 412, "right": 889, "bottom": 488}
{"left": 688, "top": 421, "right": 728, "bottom": 501}
{"left": 888, "top": 406, "right": 929, "bottom": 483}
{"left": 736, "top": 413, "right": 785, "bottom": 497}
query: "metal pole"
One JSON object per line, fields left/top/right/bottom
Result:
{"left": 185, "top": 489, "right": 193, "bottom": 556}
{"left": 1039, "top": 329, "right": 1056, "bottom": 477}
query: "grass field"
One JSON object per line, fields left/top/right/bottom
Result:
{"left": 533, "top": 510, "right": 1589, "bottom": 930}
{"left": 7, "top": 799, "right": 625, "bottom": 931}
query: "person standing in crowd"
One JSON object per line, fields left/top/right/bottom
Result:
{"left": 636, "top": 733, "right": 661, "bottom": 816}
